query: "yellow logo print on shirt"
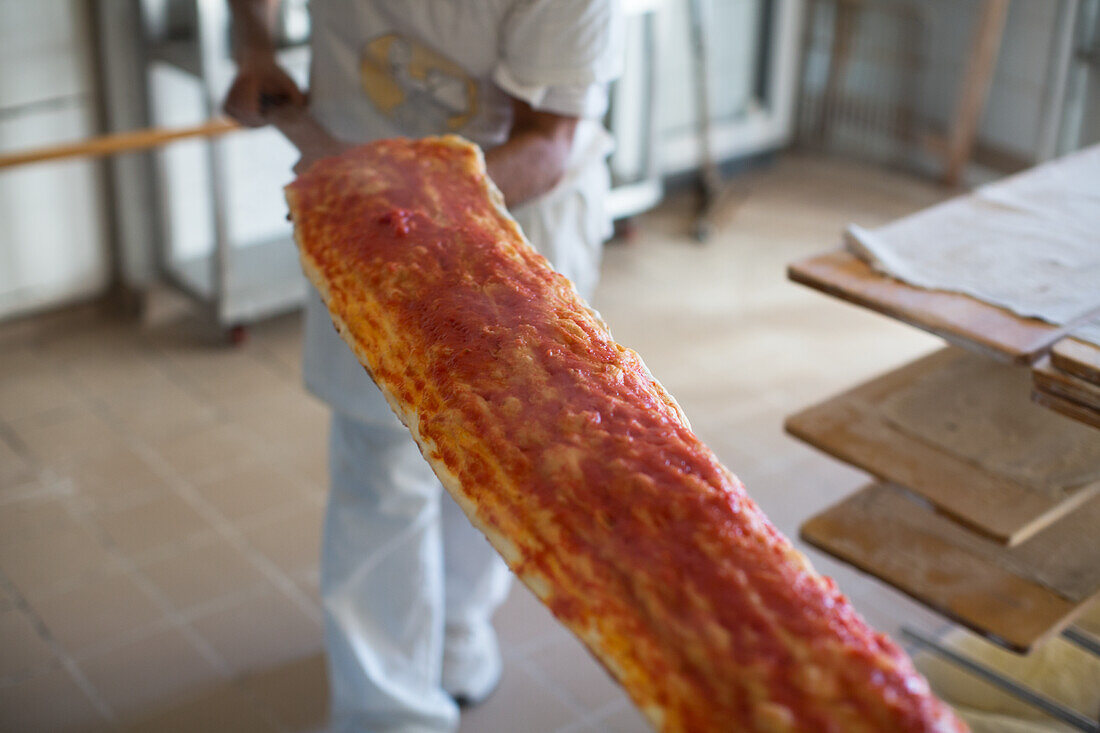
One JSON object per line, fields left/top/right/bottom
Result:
{"left": 360, "top": 35, "right": 478, "bottom": 133}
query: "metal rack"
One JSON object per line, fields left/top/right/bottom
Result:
{"left": 606, "top": 0, "right": 666, "bottom": 222}
{"left": 142, "top": 0, "right": 310, "bottom": 337}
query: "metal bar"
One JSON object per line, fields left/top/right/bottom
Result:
{"left": 1062, "top": 626, "right": 1100, "bottom": 658}
{"left": 1034, "top": 0, "right": 1080, "bottom": 161}
{"left": 901, "top": 627, "right": 1098, "bottom": 732}
{"left": 640, "top": 10, "right": 663, "bottom": 196}
{"left": 195, "top": 0, "right": 235, "bottom": 328}
{"left": 688, "top": 0, "right": 720, "bottom": 199}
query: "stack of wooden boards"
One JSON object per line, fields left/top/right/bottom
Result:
{"left": 1032, "top": 337, "right": 1100, "bottom": 431}
{"left": 787, "top": 250, "right": 1100, "bottom": 654}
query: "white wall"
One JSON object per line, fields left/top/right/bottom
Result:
{"left": 0, "top": 1, "right": 111, "bottom": 320}
{"left": 657, "top": 0, "right": 764, "bottom": 139}
{"left": 654, "top": 0, "right": 804, "bottom": 174}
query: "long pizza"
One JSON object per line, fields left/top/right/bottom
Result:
{"left": 285, "top": 136, "right": 965, "bottom": 732}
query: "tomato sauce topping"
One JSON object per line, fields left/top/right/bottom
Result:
{"left": 286, "top": 138, "right": 963, "bottom": 732}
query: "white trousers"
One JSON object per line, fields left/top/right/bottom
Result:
{"left": 322, "top": 413, "right": 513, "bottom": 733}
{"left": 314, "top": 173, "right": 609, "bottom": 732}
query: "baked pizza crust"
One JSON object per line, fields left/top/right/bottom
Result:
{"left": 286, "top": 136, "right": 966, "bottom": 733}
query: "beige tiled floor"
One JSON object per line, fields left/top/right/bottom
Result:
{"left": 0, "top": 153, "right": 953, "bottom": 732}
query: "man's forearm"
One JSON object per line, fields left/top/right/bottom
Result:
{"left": 485, "top": 117, "right": 577, "bottom": 209}
{"left": 229, "top": 0, "right": 278, "bottom": 65}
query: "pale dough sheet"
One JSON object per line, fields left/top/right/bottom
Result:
{"left": 914, "top": 607, "right": 1100, "bottom": 733}
{"left": 879, "top": 353, "right": 1100, "bottom": 495}
{"left": 846, "top": 145, "right": 1100, "bottom": 346}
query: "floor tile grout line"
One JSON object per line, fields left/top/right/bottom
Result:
{"left": 59, "top": 578, "right": 289, "bottom": 665}
{"left": 0, "top": 474, "right": 74, "bottom": 509}
{"left": 58, "top": 503, "right": 309, "bottom": 733}
{"left": 0, "top": 570, "right": 117, "bottom": 724}
{"left": 29, "top": 392, "right": 300, "bottom": 679}
{"left": 9, "top": 327, "right": 325, "bottom": 503}
{"left": 59, "top": 655, "right": 118, "bottom": 724}
{"left": 147, "top": 336, "right": 305, "bottom": 416}
{"left": 57, "top": 500, "right": 236, "bottom": 679}
{"left": 245, "top": 337, "right": 303, "bottom": 384}
{"left": 183, "top": 445, "right": 326, "bottom": 500}
{"left": 123, "top": 527, "right": 227, "bottom": 569}
{"left": 20, "top": 570, "right": 322, "bottom": 678}
{"left": 0, "top": 419, "right": 46, "bottom": 482}
{"left": 6, "top": 359, "right": 321, "bottom": 624}
{"left": 552, "top": 721, "right": 601, "bottom": 733}
{"left": 81, "top": 488, "right": 319, "bottom": 573}
{"left": 502, "top": 628, "right": 572, "bottom": 661}
{"left": 54, "top": 328, "right": 255, "bottom": 462}
{"left": 229, "top": 493, "right": 325, "bottom": 533}
{"left": 513, "top": 655, "right": 595, "bottom": 726}
{"left": 583, "top": 697, "right": 631, "bottom": 726}
{"left": 0, "top": 432, "right": 195, "bottom": 674}
{"left": 66, "top": 618, "right": 175, "bottom": 664}
{"left": 121, "top": 428, "right": 325, "bottom": 626}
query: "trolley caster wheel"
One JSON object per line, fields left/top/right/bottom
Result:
{"left": 228, "top": 324, "right": 248, "bottom": 346}
{"left": 613, "top": 218, "right": 640, "bottom": 244}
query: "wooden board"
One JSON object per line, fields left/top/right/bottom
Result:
{"left": 785, "top": 348, "right": 1100, "bottom": 545}
{"left": 1032, "top": 356, "right": 1100, "bottom": 410}
{"left": 1032, "top": 390, "right": 1100, "bottom": 431}
{"left": 787, "top": 250, "right": 1064, "bottom": 365}
{"left": 1051, "top": 337, "right": 1100, "bottom": 386}
{"left": 801, "top": 482, "right": 1100, "bottom": 653}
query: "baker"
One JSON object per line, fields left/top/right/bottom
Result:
{"left": 223, "top": 1, "right": 622, "bottom": 731}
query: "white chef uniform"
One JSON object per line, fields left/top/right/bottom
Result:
{"left": 300, "top": 2, "right": 622, "bottom": 731}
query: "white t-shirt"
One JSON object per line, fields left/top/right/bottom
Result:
{"left": 302, "top": 0, "right": 623, "bottom": 423}
{"left": 308, "top": 0, "right": 621, "bottom": 144}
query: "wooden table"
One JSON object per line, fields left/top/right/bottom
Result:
{"left": 788, "top": 250, "right": 1066, "bottom": 365}
{"left": 801, "top": 482, "right": 1100, "bottom": 653}
{"left": 786, "top": 348, "right": 1100, "bottom": 546}
{"left": 787, "top": 250, "right": 1100, "bottom": 652}
{"left": 789, "top": 249, "right": 1100, "bottom": 429}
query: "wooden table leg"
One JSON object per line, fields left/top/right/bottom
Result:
{"left": 816, "top": 0, "right": 863, "bottom": 143}
{"left": 942, "top": 0, "right": 1010, "bottom": 186}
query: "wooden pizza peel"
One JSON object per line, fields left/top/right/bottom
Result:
{"left": 787, "top": 249, "right": 1068, "bottom": 366}
{"left": 1031, "top": 337, "right": 1100, "bottom": 432}
{"left": 800, "top": 481, "right": 1100, "bottom": 653}
{"left": 785, "top": 348, "right": 1100, "bottom": 546}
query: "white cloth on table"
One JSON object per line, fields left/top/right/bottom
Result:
{"left": 845, "top": 145, "right": 1100, "bottom": 347}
